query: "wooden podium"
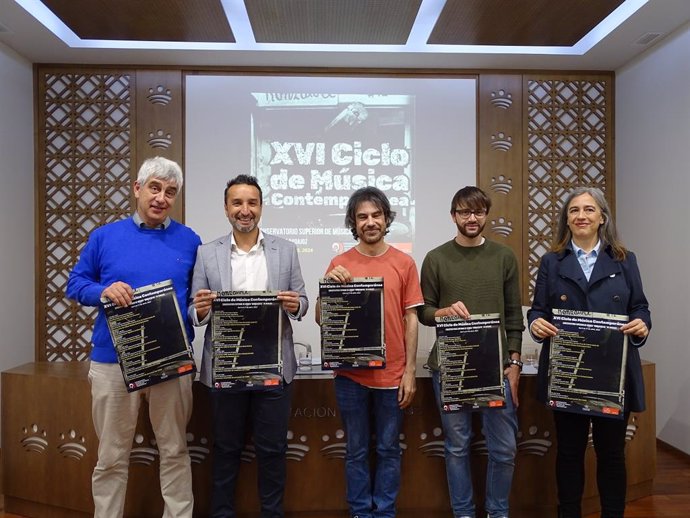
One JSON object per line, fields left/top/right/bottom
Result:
{"left": 2, "top": 362, "right": 656, "bottom": 517}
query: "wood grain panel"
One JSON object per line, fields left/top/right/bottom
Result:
{"left": 34, "top": 0, "right": 627, "bottom": 49}
{"left": 429, "top": 0, "right": 625, "bottom": 46}
{"left": 478, "top": 74, "right": 525, "bottom": 300}
{"left": 134, "top": 70, "right": 185, "bottom": 223}
{"left": 40, "top": 0, "right": 234, "bottom": 42}
{"left": 247, "top": 0, "right": 422, "bottom": 44}
{"left": 2, "top": 363, "right": 656, "bottom": 518}
{"left": 1, "top": 362, "right": 95, "bottom": 512}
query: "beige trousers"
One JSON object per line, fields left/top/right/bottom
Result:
{"left": 88, "top": 361, "right": 194, "bottom": 518}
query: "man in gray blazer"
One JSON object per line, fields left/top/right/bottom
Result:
{"left": 189, "top": 174, "right": 308, "bottom": 518}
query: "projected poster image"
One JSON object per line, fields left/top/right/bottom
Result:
{"left": 253, "top": 93, "right": 414, "bottom": 257}
{"left": 186, "top": 75, "right": 476, "bottom": 364}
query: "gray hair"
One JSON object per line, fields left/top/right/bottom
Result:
{"left": 136, "top": 157, "right": 183, "bottom": 190}
{"left": 553, "top": 187, "right": 627, "bottom": 260}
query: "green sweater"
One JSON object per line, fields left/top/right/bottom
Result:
{"left": 418, "top": 238, "right": 524, "bottom": 371}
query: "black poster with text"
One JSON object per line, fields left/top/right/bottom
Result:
{"left": 211, "top": 291, "right": 283, "bottom": 390}
{"left": 436, "top": 314, "right": 505, "bottom": 411}
{"left": 319, "top": 278, "right": 384, "bottom": 369}
{"left": 103, "top": 280, "right": 196, "bottom": 392}
{"left": 548, "top": 309, "right": 628, "bottom": 418}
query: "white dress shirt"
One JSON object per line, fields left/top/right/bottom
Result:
{"left": 231, "top": 230, "right": 268, "bottom": 291}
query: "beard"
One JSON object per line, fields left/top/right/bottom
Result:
{"left": 358, "top": 226, "right": 385, "bottom": 244}
{"left": 231, "top": 217, "right": 257, "bottom": 233}
{"left": 456, "top": 219, "right": 485, "bottom": 238}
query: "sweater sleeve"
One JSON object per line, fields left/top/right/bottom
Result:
{"left": 418, "top": 251, "right": 440, "bottom": 326}
{"left": 503, "top": 249, "right": 524, "bottom": 354}
{"left": 66, "top": 231, "right": 107, "bottom": 307}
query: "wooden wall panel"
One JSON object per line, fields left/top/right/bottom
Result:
{"left": 2, "top": 364, "right": 655, "bottom": 517}
{"left": 1, "top": 362, "right": 95, "bottom": 514}
{"left": 477, "top": 74, "right": 524, "bottom": 299}
{"left": 134, "top": 70, "right": 184, "bottom": 222}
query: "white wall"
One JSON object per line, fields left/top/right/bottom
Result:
{"left": 0, "top": 42, "right": 34, "bottom": 377}
{"left": 616, "top": 21, "right": 690, "bottom": 454}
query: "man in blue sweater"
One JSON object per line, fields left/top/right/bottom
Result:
{"left": 67, "top": 156, "right": 201, "bottom": 518}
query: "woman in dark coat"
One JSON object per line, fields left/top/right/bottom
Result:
{"left": 528, "top": 187, "right": 651, "bottom": 518}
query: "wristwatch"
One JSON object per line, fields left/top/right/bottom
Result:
{"left": 506, "top": 358, "right": 523, "bottom": 370}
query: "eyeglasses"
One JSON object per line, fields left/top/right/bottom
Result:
{"left": 454, "top": 208, "right": 487, "bottom": 219}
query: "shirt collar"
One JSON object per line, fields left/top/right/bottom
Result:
{"left": 132, "top": 212, "right": 171, "bottom": 229}
{"left": 571, "top": 239, "right": 601, "bottom": 257}
{"left": 231, "top": 229, "right": 265, "bottom": 252}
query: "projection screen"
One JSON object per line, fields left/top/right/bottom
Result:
{"left": 185, "top": 74, "right": 476, "bottom": 365}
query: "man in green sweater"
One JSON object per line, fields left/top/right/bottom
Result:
{"left": 418, "top": 186, "right": 523, "bottom": 518}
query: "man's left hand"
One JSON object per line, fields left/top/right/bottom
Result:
{"left": 503, "top": 363, "right": 521, "bottom": 408}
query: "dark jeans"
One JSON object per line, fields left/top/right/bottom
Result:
{"left": 554, "top": 410, "right": 630, "bottom": 518}
{"left": 334, "top": 375, "right": 404, "bottom": 518}
{"left": 209, "top": 383, "right": 293, "bottom": 518}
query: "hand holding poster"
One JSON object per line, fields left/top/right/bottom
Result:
{"left": 319, "top": 277, "right": 384, "bottom": 369}
{"left": 548, "top": 309, "right": 628, "bottom": 418}
{"left": 436, "top": 313, "right": 505, "bottom": 411}
{"left": 103, "top": 279, "right": 196, "bottom": 392}
{"left": 211, "top": 291, "right": 283, "bottom": 390}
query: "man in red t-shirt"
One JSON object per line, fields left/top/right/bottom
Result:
{"left": 316, "top": 187, "right": 423, "bottom": 518}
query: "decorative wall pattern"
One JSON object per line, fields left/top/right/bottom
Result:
{"left": 524, "top": 77, "right": 612, "bottom": 299}
{"left": 37, "top": 71, "right": 133, "bottom": 361}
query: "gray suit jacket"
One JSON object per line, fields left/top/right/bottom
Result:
{"left": 189, "top": 232, "right": 308, "bottom": 386}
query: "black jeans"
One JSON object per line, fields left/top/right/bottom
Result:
{"left": 209, "top": 383, "right": 294, "bottom": 518}
{"left": 553, "top": 411, "right": 630, "bottom": 518}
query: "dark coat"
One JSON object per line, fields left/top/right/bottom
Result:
{"left": 528, "top": 245, "right": 651, "bottom": 412}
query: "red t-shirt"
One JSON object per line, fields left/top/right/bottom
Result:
{"left": 325, "top": 246, "right": 423, "bottom": 388}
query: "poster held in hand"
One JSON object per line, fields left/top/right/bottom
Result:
{"left": 211, "top": 291, "right": 283, "bottom": 390}
{"left": 436, "top": 313, "right": 505, "bottom": 411}
{"left": 547, "top": 309, "right": 628, "bottom": 418}
{"left": 103, "top": 279, "right": 196, "bottom": 392}
{"left": 319, "top": 277, "right": 385, "bottom": 369}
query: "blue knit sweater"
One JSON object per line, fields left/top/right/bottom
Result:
{"left": 66, "top": 217, "right": 201, "bottom": 363}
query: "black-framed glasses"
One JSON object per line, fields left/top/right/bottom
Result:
{"left": 454, "top": 208, "right": 487, "bottom": 219}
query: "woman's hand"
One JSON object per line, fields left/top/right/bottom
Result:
{"left": 621, "top": 318, "right": 649, "bottom": 338}
{"left": 530, "top": 317, "right": 558, "bottom": 340}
